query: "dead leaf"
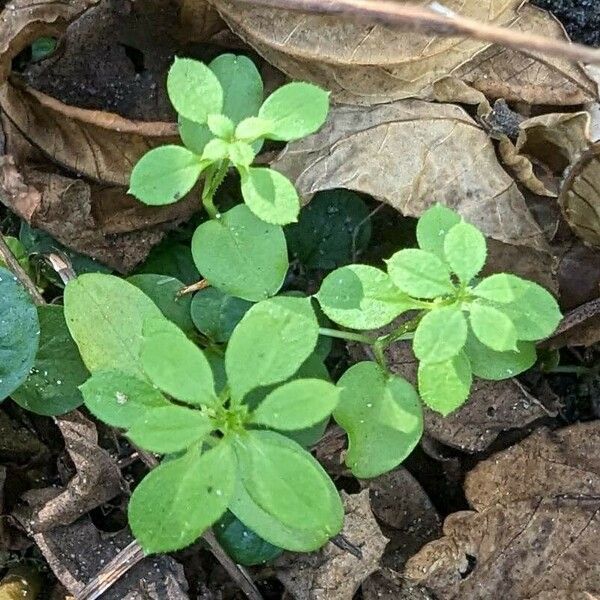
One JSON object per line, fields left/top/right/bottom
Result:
{"left": 178, "top": 0, "right": 226, "bottom": 43}
{"left": 353, "top": 339, "right": 557, "bottom": 453}
{"left": 22, "top": 411, "right": 124, "bottom": 532}
{"left": 275, "top": 490, "right": 388, "bottom": 600}
{"left": 405, "top": 422, "right": 600, "bottom": 599}
{"left": 25, "top": 517, "right": 189, "bottom": 599}
{"left": 454, "top": 5, "right": 596, "bottom": 105}
{"left": 362, "top": 569, "right": 434, "bottom": 600}
{"left": 359, "top": 467, "right": 441, "bottom": 570}
{"left": 543, "top": 298, "right": 600, "bottom": 349}
{"left": 560, "top": 143, "right": 600, "bottom": 248}
{"left": 557, "top": 241, "right": 600, "bottom": 310}
{"left": 212, "top": 0, "right": 524, "bottom": 105}
{"left": 272, "top": 100, "right": 549, "bottom": 256}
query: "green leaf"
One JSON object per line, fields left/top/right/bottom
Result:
{"left": 413, "top": 307, "right": 467, "bottom": 364}
{"left": 129, "top": 146, "right": 204, "bottom": 206}
{"left": 234, "top": 430, "right": 343, "bottom": 537}
{"left": 386, "top": 249, "right": 454, "bottom": 298}
{"left": 12, "top": 306, "right": 88, "bottom": 416}
{"left": 250, "top": 379, "right": 339, "bottom": 430}
{"left": 473, "top": 274, "right": 561, "bottom": 340}
{"left": 241, "top": 167, "right": 299, "bottom": 225}
{"left": 0, "top": 267, "right": 40, "bottom": 401}
{"left": 469, "top": 301, "right": 517, "bottom": 351}
{"left": 191, "top": 204, "right": 288, "bottom": 302}
{"left": 80, "top": 370, "right": 170, "bottom": 429}
{"left": 129, "top": 442, "right": 235, "bottom": 553}
{"left": 0, "top": 236, "right": 32, "bottom": 279}
{"left": 178, "top": 116, "right": 213, "bottom": 155}
{"left": 226, "top": 296, "right": 319, "bottom": 402}
{"left": 443, "top": 221, "right": 486, "bottom": 283}
{"left": 416, "top": 203, "right": 461, "bottom": 259}
{"left": 214, "top": 511, "right": 282, "bottom": 566}
{"left": 190, "top": 287, "right": 253, "bottom": 343}
{"left": 317, "top": 265, "right": 418, "bottom": 330}
{"left": 127, "top": 274, "right": 194, "bottom": 335}
{"left": 134, "top": 238, "right": 199, "bottom": 285}
{"left": 464, "top": 332, "right": 536, "bottom": 380}
{"left": 418, "top": 352, "right": 472, "bottom": 416}
{"left": 167, "top": 57, "right": 223, "bottom": 123}
{"left": 235, "top": 117, "right": 272, "bottom": 142}
{"left": 127, "top": 405, "right": 213, "bottom": 453}
{"left": 285, "top": 189, "right": 372, "bottom": 270}
{"left": 141, "top": 321, "right": 216, "bottom": 407}
{"left": 228, "top": 141, "right": 255, "bottom": 168}
{"left": 207, "top": 114, "right": 235, "bottom": 139}
{"left": 334, "top": 362, "right": 423, "bottom": 479}
{"left": 64, "top": 274, "right": 162, "bottom": 376}
{"left": 259, "top": 82, "right": 329, "bottom": 141}
{"left": 209, "top": 54, "right": 263, "bottom": 124}
{"left": 229, "top": 474, "right": 329, "bottom": 551}
{"left": 201, "top": 138, "right": 229, "bottom": 162}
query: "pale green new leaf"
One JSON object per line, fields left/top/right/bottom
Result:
{"left": 386, "top": 249, "right": 454, "bottom": 298}
{"left": 416, "top": 203, "right": 461, "bottom": 259}
{"left": 80, "top": 370, "right": 170, "bottom": 429}
{"left": 316, "top": 265, "right": 419, "bottom": 330}
{"left": 464, "top": 332, "right": 536, "bottom": 380}
{"left": 141, "top": 322, "right": 216, "bottom": 407}
{"left": 129, "top": 442, "right": 235, "bottom": 553}
{"left": 418, "top": 352, "right": 472, "bottom": 416}
{"left": 201, "top": 138, "right": 229, "bottom": 162}
{"left": 0, "top": 267, "right": 39, "bottom": 401}
{"left": 207, "top": 114, "right": 234, "bottom": 139}
{"left": 334, "top": 362, "right": 423, "bottom": 479}
{"left": 413, "top": 307, "right": 467, "bottom": 364}
{"left": 129, "top": 146, "right": 204, "bottom": 206}
{"left": 250, "top": 379, "right": 340, "bottom": 430}
{"left": 191, "top": 204, "right": 288, "bottom": 302}
{"left": 234, "top": 430, "right": 343, "bottom": 536}
{"left": 64, "top": 274, "right": 162, "bottom": 377}
{"left": 258, "top": 82, "right": 329, "bottom": 141}
{"left": 226, "top": 296, "right": 319, "bottom": 402}
{"left": 167, "top": 58, "right": 223, "bottom": 123}
{"left": 127, "top": 405, "right": 214, "bottom": 453}
{"left": 469, "top": 301, "right": 518, "bottom": 352}
{"left": 228, "top": 141, "right": 255, "bottom": 168}
{"left": 473, "top": 274, "right": 561, "bottom": 340}
{"left": 235, "top": 117, "right": 272, "bottom": 142}
{"left": 241, "top": 167, "right": 300, "bottom": 225}
{"left": 443, "top": 221, "right": 486, "bottom": 283}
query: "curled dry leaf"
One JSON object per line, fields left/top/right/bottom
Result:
{"left": 25, "top": 517, "right": 189, "bottom": 599}
{"left": 543, "top": 297, "right": 600, "bottom": 349}
{"left": 21, "top": 411, "right": 124, "bottom": 532}
{"left": 275, "top": 490, "right": 388, "bottom": 600}
{"left": 211, "top": 0, "right": 595, "bottom": 106}
{"left": 405, "top": 422, "right": 600, "bottom": 600}
{"left": 560, "top": 143, "right": 600, "bottom": 248}
{"left": 273, "top": 100, "right": 549, "bottom": 256}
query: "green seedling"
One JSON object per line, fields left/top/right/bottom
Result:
{"left": 316, "top": 203, "right": 563, "bottom": 417}
{"left": 129, "top": 54, "right": 330, "bottom": 302}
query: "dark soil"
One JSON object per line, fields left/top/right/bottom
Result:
{"left": 532, "top": 0, "right": 600, "bottom": 46}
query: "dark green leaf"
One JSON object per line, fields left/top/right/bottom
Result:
{"left": 135, "top": 239, "right": 199, "bottom": 285}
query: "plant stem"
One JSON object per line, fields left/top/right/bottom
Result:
{"left": 548, "top": 365, "right": 593, "bottom": 376}
{"left": 378, "top": 313, "right": 424, "bottom": 349}
{"left": 0, "top": 232, "right": 45, "bottom": 305}
{"left": 318, "top": 327, "right": 376, "bottom": 345}
{"left": 202, "top": 160, "right": 230, "bottom": 219}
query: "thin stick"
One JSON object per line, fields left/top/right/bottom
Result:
{"left": 222, "top": 0, "right": 600, "bottom": 66}
{"left": 177, "top": 278, "right": 209, "bottom": 297}
{"left": 0, "top": 232, "right": 45, "bottom": 305}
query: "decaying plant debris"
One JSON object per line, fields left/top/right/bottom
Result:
{"left": 1, "top": 0, "right": 600, "bottom": 599}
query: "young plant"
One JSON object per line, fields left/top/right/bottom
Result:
{"left": 129, "top": 54, "right": 330, "bottom": 302}
{"left": 316, "top": 203, "right": 563, "bottom": 417}
{"left": 65, "top": 274, "right": 343, "bottom": 554}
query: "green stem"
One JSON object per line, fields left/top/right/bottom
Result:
{"left": 548, "top": 365, "right": 592, "bottom": 376}
{"left": 202, "top": 160, "right": 230, "bottom": 219}
{"left": 378, "top": 313, "right": 424, "bottom": 349}
{"left": 318, "top": 327, "right": 376, "bottom": 345}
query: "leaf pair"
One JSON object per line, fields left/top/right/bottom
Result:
{"left": 130, "top": 54, "right": 329, "bottom": 226}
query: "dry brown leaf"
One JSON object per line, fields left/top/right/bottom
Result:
{"left": 560, "top": 143, "right": 600, "bottom": 248}
{"left": 28, "top": 517, "right": 189, "bottom": 599}
{"left": 455, "top": 5, "right": 596, "bottom": 106}
{"left": 352, "top": 339, "right": 556, "bottom": 453}
{"left": 359, "top": 468, "right": 441, "bottom": 571}
{"left": 543, "top": 297, "right": 600, "bottom": 349}
{"left": 178, "top": 0, "right": 226, "bottom": 43}
{"left": 22, "top": 411, "right": 124, "bottom": 532}
{"left": 275, "top": 490, "right": 388, "bottom": 600}
{"left": 405, "top": 423, "right": 600, "bottom": 599}
{"left": 557, "top": 241, "right": 600, "bottom": 310}
{"left": 273, "top": 100, "right": 549, "bottom": 256}
{"left": 362, "top": 569, "right": 434, "bottom": 600}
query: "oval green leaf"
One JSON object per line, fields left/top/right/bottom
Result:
{"left": 191, "top": 204, "right": 288, "bottom": 302}
{"left": 416, "top": 203, "right": 461, "bottom": 259}
{"left": 469, "top": 301, "right": 518, "bottom": 352}
{"left": 334, "top": 362, "right": 423, "bottom": 479}
{"left": 413, "top": 307, "right": 467, "bottom": 364}
{"left": 443, "top": 221, "right": 486, "bottom": 283}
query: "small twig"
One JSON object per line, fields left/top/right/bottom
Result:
{"left": 223, "top": 0, "right": 600, "bottom": 66}
{"left": 177, "top": 278, "right": 209, "bottom": 297}
{"left": 331, "top": 534, "right": 363, "bottom": 559}
{"left": 0, "top": 232, "right": 45, "bottom": 305}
